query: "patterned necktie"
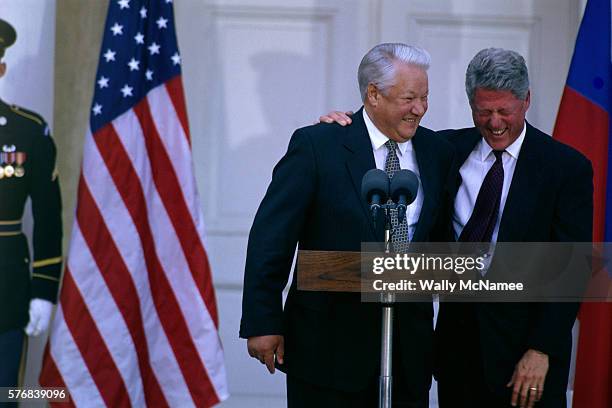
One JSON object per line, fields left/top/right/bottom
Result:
{"left": 385, "top": 140, "right": 409, "bottom": 250}
{"left": 459, "top": 150, "right": 505, "bottom": 242}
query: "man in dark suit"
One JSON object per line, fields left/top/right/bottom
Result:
{"left": 433, "top": 48, "right": 592, "bottom": 408}
{"left": 0, "top": 18, "right": 63, "bottom": 391}
{"left": 240, "top": 43, "right": 454, "bottom": 407}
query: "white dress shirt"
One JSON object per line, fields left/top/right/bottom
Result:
{"left": 453, "top": 124, "right": 527, "bottom": 243}
{"left": 363, "top": 110, "right": 424, "bottom": 241}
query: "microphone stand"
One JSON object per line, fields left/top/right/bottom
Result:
{"left": 379, "top": 205, "right": 395, "bottom": 408}
{"left": 362, "top": 168, "right": 416, "bottom": 408}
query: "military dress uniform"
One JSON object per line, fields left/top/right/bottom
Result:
{"left": 0, "top": 98, "right": 62, "bottom": 386}
{"left": 0, "top": 17, "right": 62, "bottom": 398}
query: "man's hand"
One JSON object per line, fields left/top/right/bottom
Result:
{"left": 247, "top": 335, "right": 284, "bottom": 374}
{"left": 507, "top": 349, "right": 549, "bottom": 408}
{"left": 24, "top": 298, "right": 53, "bottom": 336}
{"left": 318, "top": 111, "right": 353, "bottom": 126}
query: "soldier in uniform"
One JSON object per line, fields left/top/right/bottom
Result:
{"left": 0, "top": 18, "right": 62, "bottom": 389}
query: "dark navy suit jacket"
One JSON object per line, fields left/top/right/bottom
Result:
{"left": 240, "top": 108, "right": 455, "bottom": 396}
{"left": 435, "top": 122, "right": 593, "bottom": 406}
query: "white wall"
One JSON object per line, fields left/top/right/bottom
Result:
{"left": 174, "top": 1, "right": 582, "bottom": 407}
{"left": 0, "top": 0, "right": 55, "bottom": 122}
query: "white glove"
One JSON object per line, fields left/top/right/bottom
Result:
{"left": 24, "top": 298, "right": 53, "bottom": 336}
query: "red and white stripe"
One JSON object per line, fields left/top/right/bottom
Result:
{"left": 40, "top": 79, "right": 228, "bottom": 407}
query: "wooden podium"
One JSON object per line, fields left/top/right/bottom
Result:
{"left": 297, "top": 249, "right": 395, "bottom": 408}
{"left": 297, "top": 250, "right": 362, "bottom": 292}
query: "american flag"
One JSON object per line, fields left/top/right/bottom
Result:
{"left": 39, "top": 0, "right": 228, "bottom": 406}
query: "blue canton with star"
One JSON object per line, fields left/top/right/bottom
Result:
{"left": 90, "top": 0, "right": 182, "bottom": 133}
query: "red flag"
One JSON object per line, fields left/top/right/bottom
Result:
{"left": 39, "top": 1, "right": 228, "bottom": 406}
{"left": 553, "top": 0, "right": 612, "bottom": 406}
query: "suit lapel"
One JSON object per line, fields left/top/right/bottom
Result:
{"left": 411, "top": 128, "right": 435, "bottom": 242}
{"left": 342, "top": 108, "right": 379, "bottom": 240}
{"left": 450, "top": 129, "right": 482, "bottom": 198}
{"left": 497, "top": 123, "right": 545, "bottom": 242}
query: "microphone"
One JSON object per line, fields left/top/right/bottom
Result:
{"left": 361, "top": 169, "right": 389, "bottom": 223}
{"left": 390, "top": 170, "right": 419, "bottom": 224}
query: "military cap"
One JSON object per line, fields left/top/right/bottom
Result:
{"left": 0, "top": 19, "right": 16, "bottom": 50}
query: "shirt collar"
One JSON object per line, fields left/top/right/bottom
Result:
{"left": 363, "top": 109, "right": 412, "bottom": 156}
{"left": 478, "top": 122, "right": 526, "bottom": 161}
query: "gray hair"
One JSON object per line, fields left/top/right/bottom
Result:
{"left": 358, "top": 43, "right": 430, "bottom": 102}
{"left": 465, "top": 48, "right": 529, "bottom": 104}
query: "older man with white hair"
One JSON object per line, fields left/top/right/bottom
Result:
{"left": 241, "top": 43, "right": 455, "bottom": 407}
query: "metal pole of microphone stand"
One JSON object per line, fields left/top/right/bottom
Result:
{"left": 379, "top": 211, "right": 394, "bottom": 408}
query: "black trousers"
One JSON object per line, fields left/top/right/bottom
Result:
{"left": 0, "top": 329, "right": 25, "bottom": 387}
{"left": 436, "top": 306, "right": 564, "bottom": 408}
{"left": 0, "top": 329, "right": 25, "bottom": 408}
{"left": 287, "top": 375, "right": 377, "bottom": 408}
{"left": 436, "top": 303, "right": 514, "bottom": 408}
{"left": 285, "top": 306, "right": 432, "bottom": 408}
{"left": 287, "top": 374, "right": 429, "bottom": 408}
{"left": 437, "top": 371, "right": 514, "bottom": 408}
{"left": 287, "top": 332, "right": 429, "bottom": 408}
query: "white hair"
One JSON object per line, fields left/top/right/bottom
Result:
{"left": 357, "top": 43, "right": 431, "bottom": 102}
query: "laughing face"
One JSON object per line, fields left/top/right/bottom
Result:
{"left": 471, "top": 88, "right": 530, "bottom": 150}
{"left": 366, "top": 62, "right": 428, "bottom": 142}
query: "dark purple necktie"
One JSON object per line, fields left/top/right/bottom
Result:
{"left": 459, "top": 150, "right": 505, "bottom": 243}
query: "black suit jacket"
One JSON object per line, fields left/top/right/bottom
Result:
{"left": 435, "top": 122, "right": 593, "bottom": 405}
{"left": 240, "top": 108, "right": 455, "bottom": 394}
{"left": 0, "top": 100, "right": 62, "bottom": 334}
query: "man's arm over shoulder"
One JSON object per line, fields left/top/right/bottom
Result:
{"left": 437, "top": 127, "right": 474, "bottom": 143}
{"left": 240, "top": 127, "right": 319, "bottom": 338}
